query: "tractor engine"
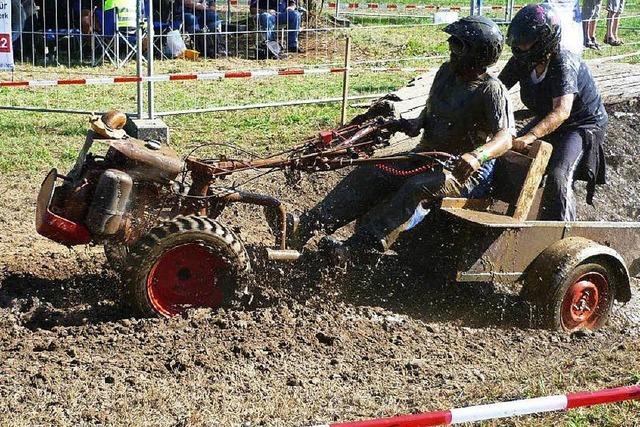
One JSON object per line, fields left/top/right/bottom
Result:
{"left": 36, "top": 136, "right": 183, "bottom": 246}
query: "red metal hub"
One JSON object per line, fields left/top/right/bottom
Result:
{"left": 561, "top": 272, "right": 608, "bottom": 331}
{"left": 147, "top": 243, "right": 226, "bottom": 317}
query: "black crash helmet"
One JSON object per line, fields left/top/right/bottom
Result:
{"left": 506, "top": 3, "right": 561, "bottom": 67}
{"left": 443, "top": 15, "right": 504, "bottom": 70}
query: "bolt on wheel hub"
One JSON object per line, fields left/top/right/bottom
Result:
{"left": 561, "top": 272, "right": 608, "bottom": 331}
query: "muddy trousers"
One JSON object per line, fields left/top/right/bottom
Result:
{"left": 539, "top": 130, "right": 585, "bottom": 221}
{"left": 295, "top": 161, "right": 494, "bottom": 251}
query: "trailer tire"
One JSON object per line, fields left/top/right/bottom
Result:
{"left": 530, "top": 261, "right": 617, "bottom": 333}
{"left": 122, "top": 215, "right": 250, "bottom": 318}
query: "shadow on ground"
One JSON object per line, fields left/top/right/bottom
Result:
{"left": 0, "top": 271, "right": 128, "bottom": 329}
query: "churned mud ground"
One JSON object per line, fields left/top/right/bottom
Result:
{"left": 1, "top": 100, "right": 640, "bottom": 426}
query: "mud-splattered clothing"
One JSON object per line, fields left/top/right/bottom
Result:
{"left": 417, "top": 62, "right": 515, "bottom": 154}
{"left": 499, "top": 50, "right": 607, "bottom": 221}
{"left": 293, "top": 63, "right": 513, "bottom": 251}
{"left": 499, "top": 49, "right": 608, "bottom": 131}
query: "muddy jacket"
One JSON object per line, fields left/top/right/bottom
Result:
{"left": 410, "top": 62, "right": 515, "bottom": 155}
{"left": 498, "top": 49, "right": 607, "bottom": 132}
{"left": 499, "top": 50, "right": 607, "bottom": 205}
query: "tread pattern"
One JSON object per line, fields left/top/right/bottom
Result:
{"left": 121, "top": 215, "right": 250, "bottom": 317}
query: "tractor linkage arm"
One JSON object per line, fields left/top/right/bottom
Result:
{"left": 180, "top": 117, "right": 452, "bottom": 254}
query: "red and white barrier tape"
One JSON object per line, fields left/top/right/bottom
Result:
{"left": 309, "top": 385, "right": 640, "bottom": 426}
{"left": 0, "top": 66, "right": 433, "bottom": 88}
{"left": 327, "top": 2, "right": 520, "bottom": 11}
{"left": 0, "top": 68, "right": 346, "bottom": 88}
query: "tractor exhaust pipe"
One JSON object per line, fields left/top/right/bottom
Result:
{"left": 266, "top": 248, "right": 301, "bottom": 261}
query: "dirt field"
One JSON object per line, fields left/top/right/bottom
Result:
{"left": 1, "top": 100, "right": 640, "bottom": 426}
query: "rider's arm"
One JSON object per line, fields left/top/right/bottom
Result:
{"left": 512, "top": 94, "right": 574, "bottom": 151}
{"left": 454, "top": 128, "right": 512, "bottom": 182}
{"left": 454, "top": 79, "right": 515, "bottom": 182}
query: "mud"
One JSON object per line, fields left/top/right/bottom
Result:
{"left": 1, "top": 100, "right": 640, "bottom": 426}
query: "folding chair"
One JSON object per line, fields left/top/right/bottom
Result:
{"left": 93, "top": 4, "right": 144, "bottom": 68}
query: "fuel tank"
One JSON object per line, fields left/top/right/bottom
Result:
{"left": 98, "top": 137, "right": 183, "bottom": 183}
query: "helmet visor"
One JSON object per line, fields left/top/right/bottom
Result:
{"left": 448, "top": 36, "right": 467, "bottom": 56}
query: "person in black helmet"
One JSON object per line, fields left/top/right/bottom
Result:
{"left": 498, "top": 3, "right": 607, "bottom": 221}
{"left": 273, "top": 16, "right": 515, "bottom": 258}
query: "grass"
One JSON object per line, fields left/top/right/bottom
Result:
{"left": 1, "top": 13, "right": 640, "bottom": 175}
{"left": 0, "top": 7, "right": 640, "bottom": 427}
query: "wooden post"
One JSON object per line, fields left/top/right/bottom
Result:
{"left": 340, "top": 36, "right": 352, "bottom": 126}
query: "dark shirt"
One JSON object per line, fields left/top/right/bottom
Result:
{"left": 498, "top": 50, "right": 608, "bottom": 131}
{"left": 417, "top": 62, "right": 515, "bottom": 155}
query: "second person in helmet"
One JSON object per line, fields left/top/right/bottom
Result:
{"left": 498, "top": 4, "right": 608, "bottom": 221}
{"left": 276, "top": 16, "right": 515, "bottom": 259}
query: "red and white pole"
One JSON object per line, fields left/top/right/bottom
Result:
{"left": 309, "top": 385, "right": 640, "bottom": 427}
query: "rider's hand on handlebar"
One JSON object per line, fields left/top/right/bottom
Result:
{"left": 387, "top": 117, "right": 420, "bottom": 137}
{"left": 452, "top": 153, "right": 481, "bottom": 183}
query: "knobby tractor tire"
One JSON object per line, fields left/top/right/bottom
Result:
{"left": 530, "top": 261, "right": 616, "bottom": 333}
{"left": 103, "top": 241, "right": 129, "bottom": 270}
{"left": 122, "top": 215, "right": 250, "bottom": 318}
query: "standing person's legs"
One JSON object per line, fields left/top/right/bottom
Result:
{"left": 539, "top": 131, "right": 584, "bottom": 221}
{"left": 604, "top": 0, "right": 624, "bottom": 44}
{"left": 582, "top": 0, "right": 602, "bottom": 47}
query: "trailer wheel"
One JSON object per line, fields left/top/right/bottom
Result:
{"left": 539, "top": 262, "right": 616, "bottom": 333}
{"left": 122, "top": 216, "right": 250, "bottom": 318}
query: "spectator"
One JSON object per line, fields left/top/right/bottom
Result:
{"left": 250, "top": 0, "right": 303, "bottom": 53}
{"left": 582, "top": 0, "right": 602, "bottom": 49}
{"left": 11, "top": 1, "right": 39, "bottom": 42}
{"left": 174, "top": 0, "right": 222, "bottom": 33}
{"left": 604, "top": 0, "right": 624, "bottom": 45}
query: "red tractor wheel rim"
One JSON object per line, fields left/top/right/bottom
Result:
{"left": 561, "top": 271, "right": 608, "bottom": 331}
{"left": 147, "top": 243, "right": 226, "bottom": 317}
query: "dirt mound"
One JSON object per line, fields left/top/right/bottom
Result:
{"left": 1, "top": 100, "right": 640, "bottom": 425}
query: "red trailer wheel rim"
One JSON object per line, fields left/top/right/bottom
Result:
{"left": 561, "top": 272, "right": 608, "bottom": 331}
{"left": 147, "top": 243, "right": 226, "bottom": 317}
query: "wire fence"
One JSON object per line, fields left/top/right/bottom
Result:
{"left": 5, "top": 0, "right": 518, "bottom": 70}
{"left": 1, "top": 0, "right": 640, "bottom": 121}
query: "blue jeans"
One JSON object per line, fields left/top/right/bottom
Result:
{"left": 256, "top": 9, "right": 301, "bottom": 50}
{"left": 175, "top": 9, "right": 221, "bottom": 32}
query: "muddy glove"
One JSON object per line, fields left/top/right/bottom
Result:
{"left": 387, "top": 117, "right": 421, "bottom": 137}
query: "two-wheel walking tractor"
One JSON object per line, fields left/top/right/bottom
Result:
{"left": 36, "top": 114, "right": 637, "bottom": 332}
